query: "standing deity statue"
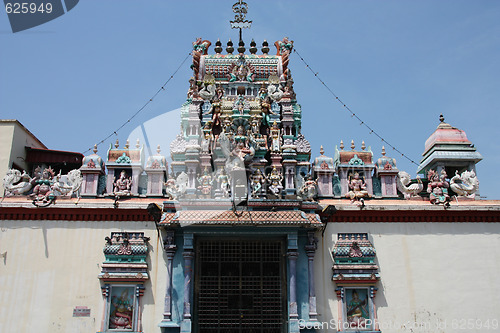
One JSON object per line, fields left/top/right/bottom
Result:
{"left": 270, "top": 122, "right": 281, "bottom": 152}
{"left": 216, "top": 168, "right": 231, "bottom": 198}
{"left": 250, "top": 169, "right": 265, "bottom": 198}
{"left": 267, "top": 167, "right": 283, "bottom": 197}
{"left": 197, "top": 167, "right": 213, "bottom": 198}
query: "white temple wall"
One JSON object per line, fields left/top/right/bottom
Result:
{"left": 315, "top": 222, "right": 500, "bottom": 333}
{"left": 0, "top": 219, "right": 167, "bottom": 333}
{"left": 2, "top": 219, "right": 500, "bottom": 333}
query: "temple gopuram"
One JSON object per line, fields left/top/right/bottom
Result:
{"left": 1, "top": 2, "right": 499, "bottom": 333}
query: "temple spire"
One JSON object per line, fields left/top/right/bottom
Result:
{"left": 230, "top": 0, "right": 252, "bottom": 43}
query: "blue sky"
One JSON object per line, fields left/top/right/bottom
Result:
{"left": 1, "top": 0, "right": 499, "bottom": 199}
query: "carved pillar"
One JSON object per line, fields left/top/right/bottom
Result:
{"left": 335, "top": 287, "right": 345, "bottom": 330}
{"left": 305, "top": 231, "right": 318, "bottom": 321}
{"left": 370, "top": 286, "right": 380, "bottom": 331}
{"left": 161, "top": 230, "right": 177, "bottom": 323}
{"left": 181, "top": 233, "right": 194, "bottom": 333}
{"left": 287, "top": 233, "right": 299, "bottom": 333}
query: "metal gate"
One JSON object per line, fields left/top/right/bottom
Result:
{"left": 195, "top": 239, "right": 286, "bottom": 333}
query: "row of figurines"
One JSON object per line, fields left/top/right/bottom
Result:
{"left": 162, "top": 166, "right": 317, "bottom": 201}
{"left": 2, "top": 164, "right": 479, "bottom": 205}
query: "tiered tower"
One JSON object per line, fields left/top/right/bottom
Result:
{"left": 167, "top": 32, "right": 311, "bottom": 201}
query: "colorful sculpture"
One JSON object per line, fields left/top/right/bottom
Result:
{"left": 250, "top": 169, "right": 265, "bottom": 198}
{"left": 197, "top": 168, "right": 213, "bottom": 198}
{"left": 297, "top": 175, "right": 317, "bottom": 201}
{"left": 29, "top": 167, "right": 56, "bottom": 206}
{"left": 427, "top": 169, "right": 450, "bottom": 205}
{"left": 346, "top": 173, "right": 370, "bottom": 203}
{"left": 113, "top": 170, "right": 132, "bottom": 198}
{"left": 267, "top": 166, "right": 283, "bottom": 197}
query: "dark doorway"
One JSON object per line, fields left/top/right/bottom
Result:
{"left": 195, "top": 239, "right": 286, "bottom": 333}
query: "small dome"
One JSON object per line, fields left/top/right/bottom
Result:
{"left": 82, "top": 145, "right": 104, "bottom": 169}
{"left": 375, "top": 147, "right": 397, "bottom": 170}
{"left": 423, "top": 114, "right": 471, "bottom": 155}
{"left": 313, "top": 146, "right": 334, "bottom": 170}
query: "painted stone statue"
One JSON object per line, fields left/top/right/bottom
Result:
{"left": 216, "top": 168, "right": 230, "bottom": 198}
{"left": 29, "top": 167, "right": 56, "bottom": 206}
{"left": 427, "top": 169, "right": 450, "bottom": 205}
{"left": 346, "top": 173, "right": 369, "bottom": 203}
{"left": 267, "top": 166, "right": 283, "bottom": 197}
{"left": 450, "top": 170, "right": 479, "bottom": 198}
{"left": 397, "top": 171, "right": 423, "bottom": 199}
{"left": 297, "top": 175, "right": 317, "bottom": 201}
{"left": 197, "top": 167, "right": 213, "bottom": 198}
{"left": 109, "top": 288, "right": 134, "bottom": 330}
{"left": 165, "top": 172, "right": 188, "bottom": 200}
{"left": 3, "top": 169, "right": 32, "bottom": 196}
{"left": 250, "top": 169, "right": 265, "bottom": 198}
{"left": 113, "top": 170, "right": 132, "bottom": 198}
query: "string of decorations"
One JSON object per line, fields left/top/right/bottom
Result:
{"left": 293, "top": 48, "right": 419, "bottom": 167}
{"left": 82, "top": 52, "right": 192, "bottom": 154}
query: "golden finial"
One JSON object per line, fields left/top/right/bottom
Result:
{"left": 93, "top": 144, "right": 98, "bottom": 154}
{"left": 136, "top": 138, "right": 140, "bottom": 149}
{"left": 157, "top": 145, "right": 161, "bottom": 154}
{"left": 381, "top": 146, "right": 386, "bottom": 156}
{"left": 320, "top": 145, "right": 324, "bottom": 155}
{"left": 351, "top": 140, "right": 355, "bottom": 150}
{"left": 361, "top": 141, "right": 366, "bottom": 151}
{"left": 124, "top": 139, "right": 130, "bottom": 149}
{"left": 114, "top": 139, "right": 119, "bottom": 149}
{"left": 340, "top": 140, "right": 344, "bottom": 151}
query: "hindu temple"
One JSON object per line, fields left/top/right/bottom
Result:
{"left": 1, "top": 2, "right": 499, "bottom": 333}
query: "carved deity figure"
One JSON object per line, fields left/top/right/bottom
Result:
{"left": 109, "top": 288, "right": 134, "bottom": 330}
{"left": 298, "top": 175, "right": 317, "bottom": 201}
{"left": 267, "top": 167, "right": 283, "bottom": 197}
{"left": 270, "top": 122, "right": 281, "bottom": 152}
{"left": 29, "top": 167, "right": 55, "bottom": 205}
{"left": 260, "top": 96, "right": 275, "bottom": 128}
{"left": 427, "top": 169, "right": 450, "bottom": 205}
{"left": 187, "top": 77, "right": 199, "bottom": 99}
{"left": 165, "top": 176, "right": 179, "bottom": 200}
{"left": 113, "top": 170, "right": 132, "bottom": 197}
{"left": 250, "top": 169, "right": 265, "bottom": 198}
{"left": 346, "top": 173, "right": 369, "bottom": 203}
{"left": 275, "top": 37, "right": 294, "bottom": 73}
{"left": 197, "top": 168, "right": 213, "bottom": 198}
{"left": 201, "top": 128, "right": 212, "bottom": 153}
{"left": 216, "top": 168, "right": 230, "bottom": 198}
{"left": 192, "top": 38, "right": 211, "bottom": 79}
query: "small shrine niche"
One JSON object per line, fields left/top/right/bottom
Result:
{"left": 98, "top": 232, "right": 149, "bottom": 333}
{"left": 145, "top": 145, "right": 168, "bottom": 196}
{"left": 80, "top": 145, "right": 105, "bottom": 197}
{"left": 332, "top": 233, "right": 380, "bottom": 332}
{"left": 374, "top": 146, "right": 399, "bottom": 198}
{"left": 105, "top": 139, "right": 145, "bottom": 196}
{"left": 334, "top": 141, "right": 375, "bottom": 200}
{"left": 312, "top": 146, "right": 334, "bottom": 198}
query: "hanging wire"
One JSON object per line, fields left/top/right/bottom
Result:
{"left": 82, "top": 52, "right": 192, "bottom": 154}
{"left": 293, "top": 48, "right": 418, "bottom": 166}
